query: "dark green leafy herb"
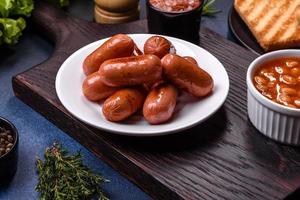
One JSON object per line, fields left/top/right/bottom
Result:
{"left": 0, "top": 0, "right": 33, "bottom": 45}
{"left": 0, "top": 0, "right": 69, "bottom": 46}
{"left": 0, "top": 17, "right": 26, "bottom": 45}
{"left": 202, "top": 0, "right": 221, "bottom": 16}
{"left": 36, "top": 143, "right": 109, "bottom": 200}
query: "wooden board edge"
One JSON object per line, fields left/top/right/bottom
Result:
{"left": 12, "top": 75, "right": 183, "bottom": 200}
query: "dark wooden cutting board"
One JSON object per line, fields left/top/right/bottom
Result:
{"left": 12, "top": 2, "right": 300, "bottom": 200}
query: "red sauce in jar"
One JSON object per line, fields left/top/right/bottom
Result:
{"left": 253, "top": 57, "right": 300, "bottom": 109}
{"left": 149, "top": 0, "right": 201, "bottom": 13}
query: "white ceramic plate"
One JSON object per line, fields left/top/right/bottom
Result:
{"left": 56, "top": 34, "right": 230, "bottom": 136}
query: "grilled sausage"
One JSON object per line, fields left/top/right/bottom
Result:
{"left": 83, "top": 34, "right": 134, "bottom": 76}
{"left": 143, "top": 83, "right": 177, "bottom": 124}
{"left": 144, "top": 36, "right": 171, "bottom": 58}
{"left": 82, "top": 72, "right": 120, "bottom": 101}
{"left": 161, "top": 54, "right": 214, "bottom": 97}
{"left": 102, "top": 88, "right": 145, "bottom": 122}
{"left": 99, "top": 54, "right": 162, "bottom": 87}
{"left": 183, "top": 56, "right": 198, "bottom": 65}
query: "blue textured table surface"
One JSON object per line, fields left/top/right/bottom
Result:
{"left": 0, "top": 0, "right": 236, "bottom": 199}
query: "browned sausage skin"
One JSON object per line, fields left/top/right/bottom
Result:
{"left": 102, "top": 88, "right": 145, "bottom": 122}
{"left": 143, "top": 83, "right": 177, "bottom": 124}
{"left": 144, "top": 36, "right": 171, "bottom": 58}
{"left": 99, "top": 54, "right": 162, "bottom": 87}
{"left": 183, "top": 56, "right": 198, "bottom": 65}
{"left": 161, "top": 54, "right": 214, "bottom": 97}
{"left": 82, "top": 72, "right": 120, "bottom": 101}
{"left": 83, "top": 34, "right": 134, "bottom": 76}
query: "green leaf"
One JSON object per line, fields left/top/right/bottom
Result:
{"left": 0, "top": 0, "right": 34, "bottom": 17}
{"left": 0, "top": 0, "right": 33, "bottom": 46}
{"left": 0, "top": 0, "right": 14, "bottom": 18}
{"left": 0, "top": 17, "right": 26, "bottom": 45}
{"left": 202, "top": 0, "right": 221, "bottom": 17}
{"left": 11, "top": 0, "right": 34, "bottom": 17}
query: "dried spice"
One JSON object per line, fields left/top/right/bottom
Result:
{"left": 36, "top": 143, "right": 109, "bottom": 200}
{"left": 0, "top": 127, "right": 14, "bottom": 157}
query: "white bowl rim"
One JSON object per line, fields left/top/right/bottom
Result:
{"left": 247, "top": 49, "right": 300, "bottom": 117}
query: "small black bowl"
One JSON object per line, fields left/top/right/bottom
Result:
{"left": 0, "top": 117, "right": 18, "bottom": 184}
{"left": 146, "top": 0, "right": 205, "bottom": 44}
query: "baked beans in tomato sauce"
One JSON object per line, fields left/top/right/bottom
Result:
{"left": 253, "top": 57, "right": 300, "bottom": 108}
{"left": 149, "top": 0, "right": 201, "bottom": 13}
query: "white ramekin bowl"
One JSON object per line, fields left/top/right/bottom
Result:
{"left": 247, "top": 49, "right": 300, "bottom": 145}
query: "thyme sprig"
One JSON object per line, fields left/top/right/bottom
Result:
{"left": 203, "top": 0, "right": 221, "bottom": 16}
{"left": 36, "top": 143, "right": 109, "bottom": 200}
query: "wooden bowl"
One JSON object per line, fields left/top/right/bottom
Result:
{"left": 95, "top": 0, "right": 139, "bottom": 12}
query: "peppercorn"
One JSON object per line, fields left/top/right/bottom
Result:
{"left": 0, "top": 126, "right": 14, "bottom": 157}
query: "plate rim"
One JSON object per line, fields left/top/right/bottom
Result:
{"left": 55, "top": 33, "right": 230, "bottom": 137}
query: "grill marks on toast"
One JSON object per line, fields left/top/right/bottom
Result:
{"left": 280, "top": 5, "right": 300, "bottom": 42}
{"left": 256, "top": 1, "right": 285, "bottom": 34}
{"left": 234, "top": 0, "right": 300, "bottom": 51}
{"left": 239, "top": 1, "right": 258, "bottom": 21}
{"left": 265, "top": 1, "right": 299, "bottom": 42}
{"left": 247, "top": 1, "right": 268, "bottom": 22}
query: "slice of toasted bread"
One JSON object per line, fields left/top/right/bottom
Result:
{"left": 234, "top": 0, "right": 300, "bottom": 51}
